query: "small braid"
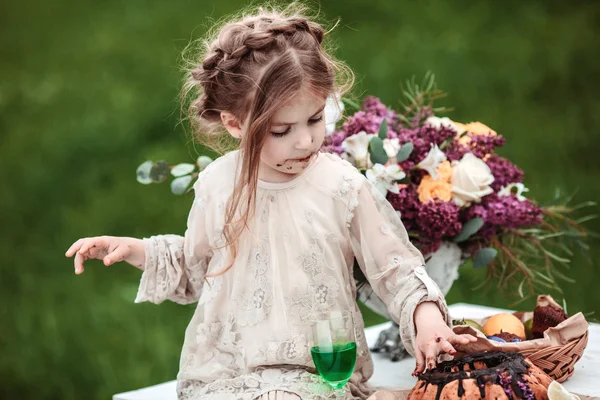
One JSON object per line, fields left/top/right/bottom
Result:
{"left": 192, "top": 16, "right": 324, "bottom": 83}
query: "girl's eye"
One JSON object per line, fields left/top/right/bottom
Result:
{"left": 270, "top": 116, "right": 323, "bottom": 138}
{"left": 309, "top": 115, "right": 323, "bottom": 124}
{"left": 271, "top": 128, "right": 290, "bottom": 138}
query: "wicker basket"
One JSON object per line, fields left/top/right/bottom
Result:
{"left": 519, "top": 329, "right": 588, "bottom": 382}
{"left": 452, "top": 295, "right": 589, "bottom": 383}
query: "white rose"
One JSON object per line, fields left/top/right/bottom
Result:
{"left": 383, "top": 138, "right": 401, "bottom": 159}
{"left": 366, "top": 163, "right": 406, "bottom": 195}
{"left": 342, "top": 131, "right": 375, "bottom": 168}
{"left": 324, "top": 92, "right": 344, "bottom": 136}
{"left": 426, "top": 116, "right": 464, "bottom": 135}
{"left": 417, "top": 144, "right": 447, "bottom": 180}
{"left": 498, "top": 182, "right": 529, "bottom": 201}
{"left": 451, "top": 153, "right": 495, "bottom": 207}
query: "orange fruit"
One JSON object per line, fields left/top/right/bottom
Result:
{"left": 483, "top": 313, "right": 526, "bottom": 340}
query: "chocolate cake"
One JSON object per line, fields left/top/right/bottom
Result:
{"left": 407, "top": 351, "right": 552, "bottom": 400}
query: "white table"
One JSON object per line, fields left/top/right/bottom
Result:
{"left": 114, "top": 303, "right": 600, "bottom": 399}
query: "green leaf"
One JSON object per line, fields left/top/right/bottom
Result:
{"left": 197, "top": 155, "right": 213, "bottom": 171}
{"left": 136, "top": 161, "right": 153, "bottom": 185}
{"left": 396, "top": 142, "right": 414, "bottom": 162}
{"left": 473, "top": 247, "right": 497, "bottom": 269}
{"left": 171, "top": 163, "right": 195, "bottom": 177}
{"left": 149, "top": 161, "right": 170, "bottom": 183}
{"left": 341, "top": 97, "right": 361, "bottom": 112}
{"left": 453, "top": 218, "right": 484, "bottom": 243}
{"left": 378, "top": 119, "right": 388, "bottom": 139}
{"left": 369, "top": 136, "right": 388, "bottom": 165}
{"left": 171, "top": 175, "right": 193, "bottom": 195}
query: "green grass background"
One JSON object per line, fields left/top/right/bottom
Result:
{"left": 1, "top": 1, "right": 598, "bottom": 399}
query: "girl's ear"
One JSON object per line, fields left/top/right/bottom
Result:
{"left": 221, "top": 111, "right": 244, "bottom": 139}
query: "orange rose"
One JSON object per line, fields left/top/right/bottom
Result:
{"left": 456, "top": 121, "right": 497, "bottom": 146}
{"left": 436, "top": 161, "right": 453, "bottom": 183}
{"left": 417, "top": 175, "right": 453, "bottom": 203}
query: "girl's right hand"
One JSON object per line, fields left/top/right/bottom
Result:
{"left": 65, "top": 236, "right": 145, "bottom": 274}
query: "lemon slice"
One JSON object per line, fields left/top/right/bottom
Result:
{"left": 548, "top": 381, "right": 581, "bottom": 400}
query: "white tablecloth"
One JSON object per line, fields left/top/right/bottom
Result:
{"left": 113, "top": 303, "right": 600, "bottom": 399}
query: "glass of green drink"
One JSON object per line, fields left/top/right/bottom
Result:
{"left": 310, "top": 311, "right": 357, "bottom": 396}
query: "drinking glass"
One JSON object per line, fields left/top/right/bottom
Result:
{"left": 310, "top": 311, "right": 357, "bottom": 396}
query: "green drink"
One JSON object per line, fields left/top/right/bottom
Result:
{"left": 310, "top": 341, "right": 357, "bottom": 388}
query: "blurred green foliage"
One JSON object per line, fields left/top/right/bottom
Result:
{"left": 1, "top": 0, "right": 598, "bottom": 399}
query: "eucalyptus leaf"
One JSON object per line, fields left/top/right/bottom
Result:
{"left": 171, "top": 175, "right": 193, "bottom": 195}
{"left": 171, "top": 163, "right": 195, "bottom": 177}
{"left": 369, "top": 136, "right": 388, "bottom": 165}
{"left": 378, "top": 119, "right": 388, "bottom": 139}
{"left": 396, "top": 142, "right": 413, "bottom": 162}
{"left": 473, "top": 247, "right": 497, "bottom": 269}
{"left": 453, "top": 218, "right": 484, "bottom": 243}
{"left": 149, "top": 161, "right": 170, "bottom": 183}
{"left": 136, "top": 161, "right": 153, "bottom": 185}
{"left": 197, "top": 155, "right": 213, "bottom": 171}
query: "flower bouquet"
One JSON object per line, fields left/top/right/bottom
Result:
{"left": 136, "top": 73, "right": 594, "bottom": 302}
{"left": 321, "top": 73, "right": 595, "bottom": 302}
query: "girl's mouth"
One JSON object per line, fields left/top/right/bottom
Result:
{"left": 293, "top": 153, "right": 314, "bottom": 163}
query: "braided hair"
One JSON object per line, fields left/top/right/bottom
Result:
{"left": 182, "top": 3, "right": 354, "bottom": 276}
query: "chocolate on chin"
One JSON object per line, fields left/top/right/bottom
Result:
{"left": 407, "top": 351, "right": 552, "bottom": 400}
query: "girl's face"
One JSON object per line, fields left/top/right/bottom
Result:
{"left": 259, "top": 89, "right": 326, "bottom": 182}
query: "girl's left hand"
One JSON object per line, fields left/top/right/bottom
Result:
{"left": 413, "top": 322, "right": 477, "bottom": 376}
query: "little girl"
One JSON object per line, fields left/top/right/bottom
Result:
{"left": 66, "top": 4, "right": 475, "bottom": 400}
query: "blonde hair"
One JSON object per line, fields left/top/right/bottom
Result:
{"left": 181, "top": 2, "right": 354, "bottom": 276}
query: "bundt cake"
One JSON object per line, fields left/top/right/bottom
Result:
{"left": 407, "top": 351, "right": 553, "bottom": 400}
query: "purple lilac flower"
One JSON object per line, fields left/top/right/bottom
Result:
{"left": 498, "top": 372, "right": 513, "bottom": 398}
{"left": 363, "top": 96, "right": 397, "bottom": 120}
{"left": 395, "top": 124, "right": 456, "bottom": 170}
{"left": 445, "top": 134, "right": 506, "bottom": 161}
{"left": 321, "top": 130, "right": 346, "bottom": 156}
{"left": 343, "top": 111, "right": 382, "bottom": 136}
{"left": 517, "top": 380, "right": 535, "bottom": 400}
{"left": 486, "top": 155, "right": 525, "bottom": 191}
{"left": 343, "top": 97, "right": 399, "bottom": 139}
{"left": 482, "top": 194, "right": 543, "bottom": 228}
{"left": 387, "top": 186, "right": 420, "bottom": 232}
{"left": 409, "top": 107, "right": 434, "bottom": 129}
{"left": 416, "top": 200, "right": 462, "bottom": 242}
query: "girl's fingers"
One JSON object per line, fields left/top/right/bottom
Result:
{"left": 65, "top": 239, "right": 84, "bottom": 257}
{"left": 439, "top": 339, "right": 456, "bottom": 355}
{"left": 88, "top": 247, "right": 100, "bottom": 259}
{"left": 104, "top": 244, "right": 129, "bottom": 266}
{"left": 78, "top": 239, "right": 99, "bottom": 256}
{"left": 74, "top": 252, "right": 86, "bottom": 274}
{"left": 413, "top": 349, "right": 426, "bottom": 376}
{"left": 449, "top": 333, "right": 478, "bottom": 345}
{"left": 424, "top": 343, "right": 438, "bottom": 371}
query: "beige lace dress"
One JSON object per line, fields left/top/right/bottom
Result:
{"left": 135, "top": 150, "right": 450, "bottom": 400}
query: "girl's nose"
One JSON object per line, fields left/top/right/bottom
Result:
{"left": 296, "top": 129, "right": 314, "bottom": 149}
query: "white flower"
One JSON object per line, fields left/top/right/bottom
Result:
{"left": 426, "top": 116, "right": 464, "bottom": 135}
{"left": 366, "top": 163, "right": 406, "bottom": 195}
{"left": 342, "top": 131, "right": 376, "bottom": 168}
{"left": 324, "top": 92, "right": 344, "bottom": 135}
{"left": 417, "top": 144, "right": 447, "bottom": 180}
{"left": 451, "top": 153, "right": 495, "bottom": 207}
{"left": 499, "top": 182, "right": 529, "bottom": 201}
{"left": 383, "top": 138, "right": 401, "bottom": 158}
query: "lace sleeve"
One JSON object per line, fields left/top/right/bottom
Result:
{"left": 134, "top": 180, "right": 211, "bottom": 305}
{"left": 347, "top": 176, "right": 451, "bottom": 356}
